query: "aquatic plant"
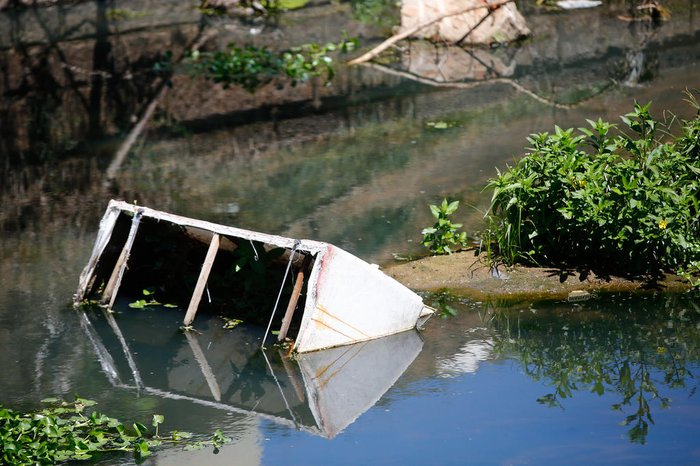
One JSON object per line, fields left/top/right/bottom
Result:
{"left": 187, "top": 38, "right": 358, "bottom": 92}
{"left": 129, "top": 288, "right": 178, "bottom": 309}
{"left": 0, "top": 397, "right": 230, "bottom": 464}
{"left": 483, "top": 92, "right": 700, "bottom": 278}
{"left": 421, "top": 199, "right": 468, "bottom": 255}
{"left": 429, "top": 289, "right": 460, "bottom": 318}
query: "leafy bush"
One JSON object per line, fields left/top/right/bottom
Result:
{"left": 421, "top": 199, "right": 467, "bottom": 255}
{"left": 484, "top": 93, "right": 700, "bottom": 276}
{"left": 187, "top": 38, "right": 357, "bottom": 92}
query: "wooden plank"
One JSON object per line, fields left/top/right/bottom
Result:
{"left": 101, "top": 209, "right": 143, "bottom": 309}
{"left": 278, "top": 254, "right": 312, "bottom": 341}
{"left": 183, "top": 233, "right": 220, "bottom": 326}
{"left": 75, "top": 206, "right": 121, "bottom": 303}
{"left": 106, "top": 199, "right": 325, "bottom": 256}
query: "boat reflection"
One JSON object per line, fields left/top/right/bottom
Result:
{"left": 79, "top": 305, "right": 423, "bottom": 438}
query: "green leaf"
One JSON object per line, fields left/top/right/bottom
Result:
{"left": 429, "top": 204, "right": 440, "bottom": 218}
{"left": 133, "top": 422, "right": 147, "bottom": 437}
{"left": 152, "top": 414, "right": 164, "bottom": 427}
{"left": 172, "top": 431, "right": 193, "bottom": 440}
{"left": 446, "top": 200, "right": 460, "bottom": 214}
{"left": 134, "top": 440, "right": 151, "bottom": 459}
{"left": 129, "top": 299, "right": 147, "bottom": 309}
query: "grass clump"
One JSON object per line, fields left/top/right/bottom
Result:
{"left": 483, "top": 92, "right": 700, "bottom": 279}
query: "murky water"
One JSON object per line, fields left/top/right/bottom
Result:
{"left": 2, "top": 0, "right": 700, "bottom": 464}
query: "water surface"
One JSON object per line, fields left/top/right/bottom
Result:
{"left": 2, "top": 0, "right": 700, "bottom": 464}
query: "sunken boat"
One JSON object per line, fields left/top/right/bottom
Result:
{"left": 75, "top": 200, "right": 433, "bottom": 353}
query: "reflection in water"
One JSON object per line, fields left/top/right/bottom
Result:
{"left": 436, "top": 337, "right": 493, "bottom": 378}
{"left": 619, "top": 0, "right": 664, "bottom": 87}
{"left": 80, "top": 305, "right": 423, "bottom": 439}
{"left": 2, "top": 2, "right": 700, "bottom": 463}
{"left": 490, "top": 294, "right": 700, "bottom": 444}
{"left": 366, "top": 0, "right": 678, "bottom": 114}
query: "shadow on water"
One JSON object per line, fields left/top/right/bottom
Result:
{"left": 0, "top": 0, "right": 201, "bottom": 235}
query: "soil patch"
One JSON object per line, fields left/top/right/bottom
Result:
{"left": 384, "top": 250, "right": 692, "bottom": 301}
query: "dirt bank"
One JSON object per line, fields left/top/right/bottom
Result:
{"left": 384, "top": 250, "right": 692, "bottom": 301}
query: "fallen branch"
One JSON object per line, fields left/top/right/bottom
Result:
{"left": 347, "top": 0, "right": 513, "bottom": 66}
{"left": 105, "top": 29, "right": 217, "bottom": 182}
{"left": 105, "top": 84, "right": 169, "bottom": 181}
{"left": 362, "top": 61, "right": 616, "bottom": 109}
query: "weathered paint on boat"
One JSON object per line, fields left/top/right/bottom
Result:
{"left": 296, "top": 244, "right": 430, "bottom": 352}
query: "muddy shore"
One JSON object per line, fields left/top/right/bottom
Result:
{"left": 384, "top": 250, "right": 692, "bottom": 301}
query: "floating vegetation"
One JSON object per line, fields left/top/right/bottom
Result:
{"left": 425, "top": 120, "right": 458, "bottom": 130}
{"left": 221, "top": 316, "right": 243, "bottom": 329}
{"left": 129, "top": 288, "right": 178, "bottom": 309}
{"left": 0, "top": 398, "right": 230, "bottom": 464}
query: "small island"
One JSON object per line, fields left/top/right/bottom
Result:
{"left": 396, "top": 96, "right": 700, "bottom": 302}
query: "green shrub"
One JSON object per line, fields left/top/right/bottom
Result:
{"left": 187, "top": 38, "right": 357, "bottom": 92}
{"left": 421, "top": 199, "right": 467, "bottom": 255}
{"left": 484, "top": 93, "right": 700, "bottom": 276}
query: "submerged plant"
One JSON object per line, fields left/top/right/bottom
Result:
{"left": 430, "top": 290, "right": 460, "bottom": 318}
{"left": 483, "top": 92, "right": 700, "bottom": 278}
{"left": 421, "top": 199, "right": 468, "bottom": 255}
{"left": 0, "top": 398, "right": 230, "bottom": 464}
